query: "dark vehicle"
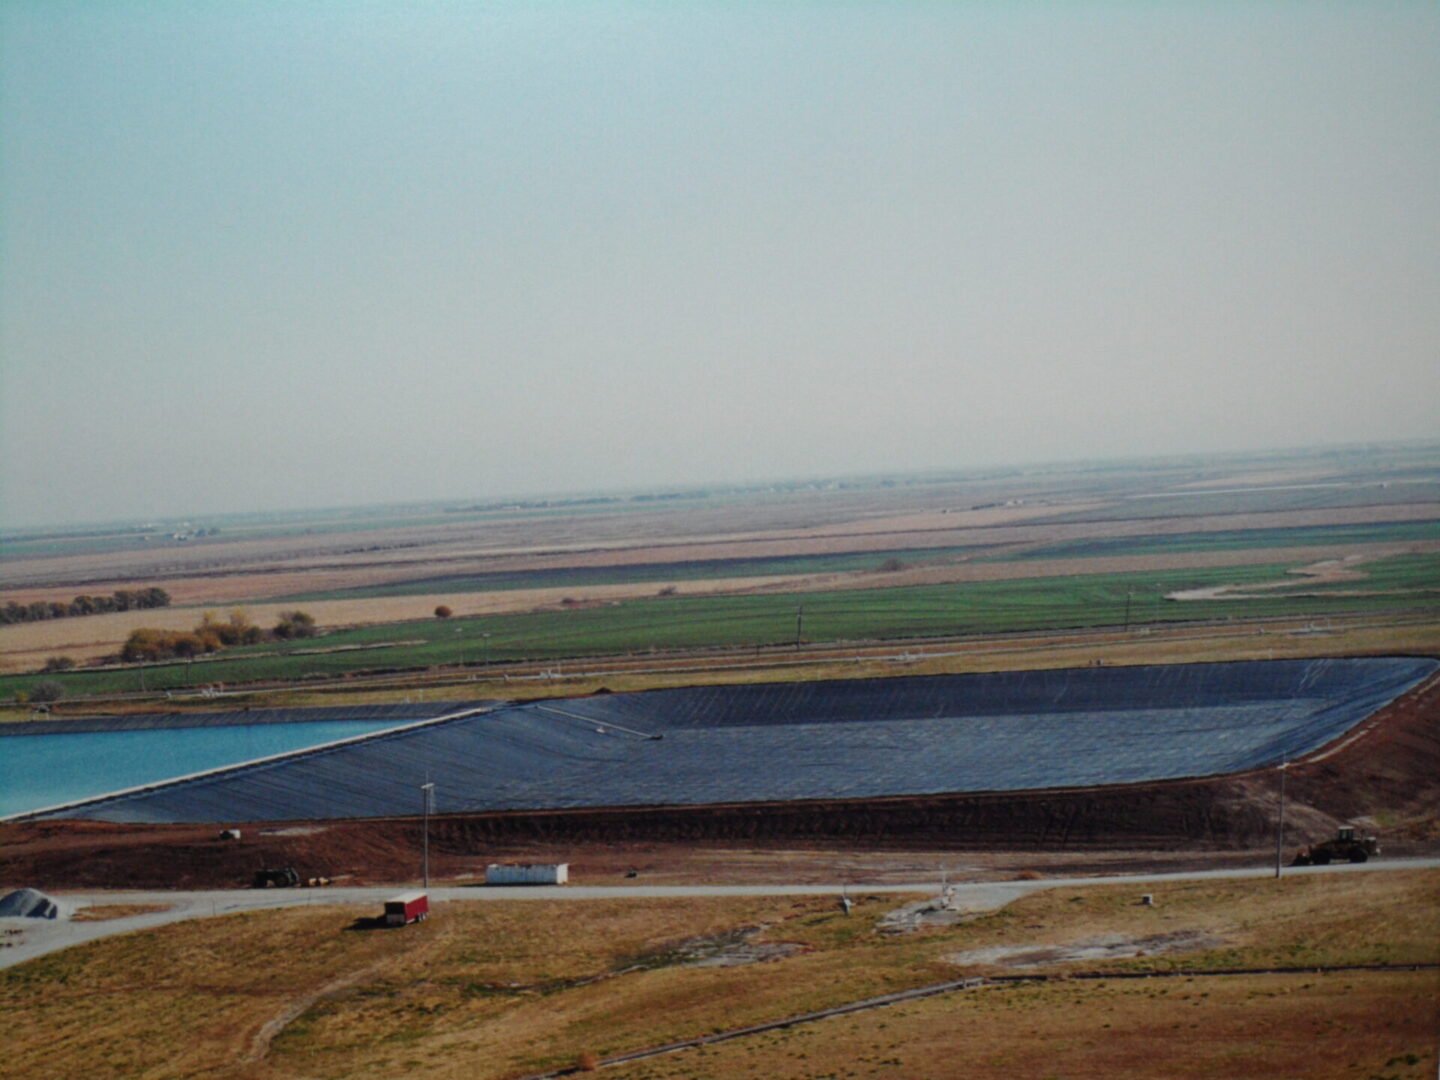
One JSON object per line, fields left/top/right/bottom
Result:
{"left": 253, "top": 867, "right": 301, "bottom": 888}
{"left": 1293, "top": 825, "right": 1379, "bottom": 866}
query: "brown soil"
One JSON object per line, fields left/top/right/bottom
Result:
{"left": 4, "top": 669, "right": 1436, "bottom": 892}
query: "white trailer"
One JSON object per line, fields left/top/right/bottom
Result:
{"left": 485, "top": 862, "right": 569, "bottom": 885}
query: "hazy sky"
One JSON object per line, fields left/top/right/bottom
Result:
{"left": 3, "top": 2, "right": 1438, "bottom": 528}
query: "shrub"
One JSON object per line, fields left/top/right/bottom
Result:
{"left": 42, "top": 656, "right": 77, "bottom": 673}
{"left": 30, "top": 679, "right": 65, "bottom": 703}
{"left": 122, "top": 627, "right": 220, "bottom": 661}
{"left": 200, "top": 608, "right": 260, "bottom": 646}
{"left": 122, "top": 628, "right": 167, "bottom": 662}
{"left": 434, "top": 605, "right": 453, "bottom": 619}
{"left": 273, "top": 611, "right": 317, "bottom": 640}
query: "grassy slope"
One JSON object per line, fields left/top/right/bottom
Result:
{"left": 2, "top": 870, "right": 1436, "bottom": 1080}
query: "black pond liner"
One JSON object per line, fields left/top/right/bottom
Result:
{"left": 34, "top": 657, "right": 1438, "bottom": 824}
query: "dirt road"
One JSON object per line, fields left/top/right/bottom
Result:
{"left": 5, "top": 858, "right": 1435, "bottom": 972}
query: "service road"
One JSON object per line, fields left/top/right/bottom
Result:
{"left": 3, "top": 857, "right": 1437, "bottom": 972}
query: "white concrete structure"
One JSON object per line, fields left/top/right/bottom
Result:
{"left": 485, "top": 862, "right": 569, "bottom": 885}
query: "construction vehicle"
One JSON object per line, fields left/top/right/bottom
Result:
{"left": 253, "top": 867, "right": 301, "bottom": 888}
{"left": 1292, "top": 825, "right": 1379, "bottom": 866}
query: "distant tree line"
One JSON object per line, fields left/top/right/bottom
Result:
{"left": 121, "top": 608, "right": 315, "bottom": 662}
{"left": 0, "top": 587, "right": 171, "bottom": 625}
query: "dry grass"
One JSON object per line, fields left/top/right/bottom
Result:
{"left": 70, "top": 903, "right": 172, "bottom": 922}
{"left": 608, "top": 972, "right": 1439, "bottom": 1080}
{"left": 3, "top": 871, "right": 1435, "bottom": 1080}
{"left": 941, "top": 870, "right": 1440, "bottom": 973}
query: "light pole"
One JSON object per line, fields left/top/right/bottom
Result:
{"left": 421, "top": 782, "right": 435, "bottom": 888}
{"left": 1274, "top": 759, "right": 1288, "bottom": 879}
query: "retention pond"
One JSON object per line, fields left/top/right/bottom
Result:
{"left": 9, "top": 658, "right": 1435, "bottom": 824}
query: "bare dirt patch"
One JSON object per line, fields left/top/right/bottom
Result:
{"left": 1176, "top": 468, "right": 1342, "bottom": 490}
{"left": 1167, "top": 553, "right": 1380, "bottom": 601}
{"left": 655, "top": 926, "right": 805, "bottom": 968}
{"left": 943, "top": 928, "right": 1225, "bottom": 968}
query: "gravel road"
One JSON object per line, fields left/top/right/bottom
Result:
{"left": 3, "top": 858, "right": 1436, "bottom": 972}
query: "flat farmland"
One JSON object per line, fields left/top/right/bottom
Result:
{"left": 5, "top": 541, "right": 1438, "bottom": 679}
{"left": 4, "top": 501, "right": 1436, "bottom": 610}
{"left": 2, "top": 448, "right": 1436, "bottom": 688}
{"left": 3, "top": 554, "right": 1438, "bottom": 699}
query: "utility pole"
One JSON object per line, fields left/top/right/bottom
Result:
{"left": 421, "top": 782, "right": 435, "bottom": 888}
{"left": 1123, "top": 589, "right": 1133, "bottom": 632}
{"left": 795, "top": 604, "right": 804, "bottom": 649}
{"left": 1274, "top": 760, "right": 1287, "bottom": 879}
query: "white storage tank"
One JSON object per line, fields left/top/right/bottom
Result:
{"left": 485, "top": 862, "right": 569, "bottom": 885}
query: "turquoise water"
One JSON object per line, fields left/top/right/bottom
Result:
{"left": 0, "top": 720, "right": 412, "bottom": 817}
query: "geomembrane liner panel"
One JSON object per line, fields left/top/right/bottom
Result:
{"left": 30, "top": 657, "right": 1437, "bottom": 824}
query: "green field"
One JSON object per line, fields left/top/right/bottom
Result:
{"left": 7, "top": 554, "right": 1438, "bottom": 699}
{"left": 995, "top": 519, "right": 1439, "bottom": 562}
